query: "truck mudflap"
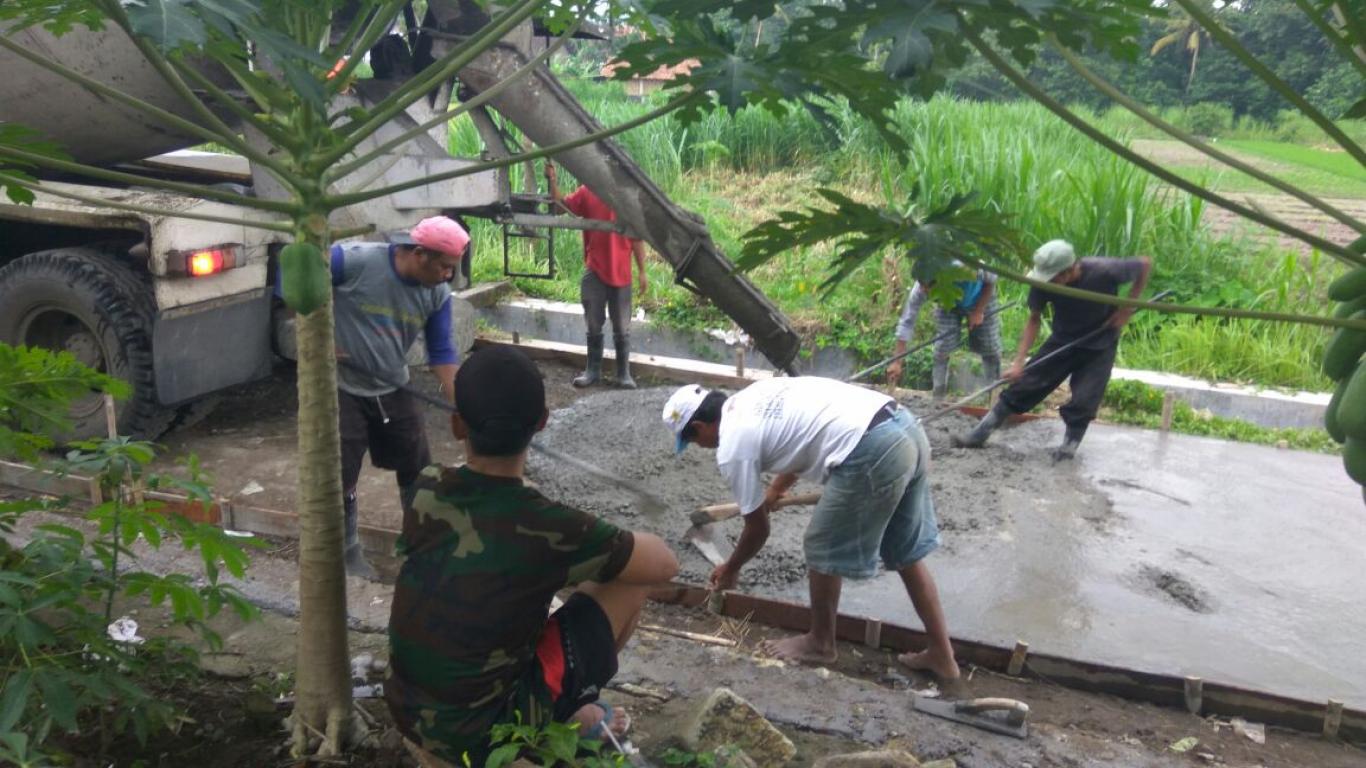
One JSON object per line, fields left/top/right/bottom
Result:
{"left": 152, "top": 289, "right": 272, "bottom": 406}
{"left": 451, "top": 25, "right": 802, "bottom": 373}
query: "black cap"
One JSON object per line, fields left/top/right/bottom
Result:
{"left": 455, "top": 346, "right": 546, "bottom": 436}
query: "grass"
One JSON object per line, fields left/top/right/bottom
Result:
{"left": 465, "top": 80, "right": 1346, "bottom": 392}
{"left": 1100, "top": 379, "right": 1340, "bottom": 453}
{"left": 1221, "top": 140, "right": 1366, "bottom": 184}
{"left": 1160, "top": 160, "right": 1366, "bottom": 199}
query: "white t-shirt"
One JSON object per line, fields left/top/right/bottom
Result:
{"left": 717, "top": 377, "right": 893, "bottom": 515}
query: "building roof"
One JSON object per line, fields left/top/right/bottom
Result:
{"left": 600, "top": 58, "right": 699, "bottom": 82}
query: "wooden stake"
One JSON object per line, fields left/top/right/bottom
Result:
{"left": 1184, "top": 676, "right": 1203, "bottom": 715}
{"left": 1160, "top": 392, "right": 1175, "bottom": 432}
{"left": 639, "top": 624, "right": 736, "bottom": 647}
{"left": 1007, "top": 640, "right": 1029, "bottom": 676}
{"left": 863, "top": 618, "right": 882, "bottom": 649}
{"left": 706, "top": 590, "right": 725, "bottom": 614}
{"left": 735, "top": 347, "right": 746, "bottom": 377}
{"left": 103, "top": 393, "right": 118, "bottom": 439}
{"left": 1324, "top": 699, "right": 1344, "bottom": 738}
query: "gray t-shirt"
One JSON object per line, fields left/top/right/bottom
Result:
{"left": 1027, "top": 257, "right": 1145, "bottom": 350}
{"left": 332, "top": 242, "right": 453, "bottom": 396}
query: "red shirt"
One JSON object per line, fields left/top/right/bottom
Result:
{"left": 563, "top": 186, "right": 638, "bottom": 288}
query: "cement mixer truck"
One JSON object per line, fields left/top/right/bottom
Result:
{"left": 0, "top": 5, "right": 802, "bottom": 440}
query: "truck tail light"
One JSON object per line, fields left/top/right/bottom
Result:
{"left": 169, "top": 244, "right": 242, "bottom": 277}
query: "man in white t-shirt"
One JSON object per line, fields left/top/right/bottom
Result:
{"left": 662, "top": 378, "right": 960, "bottom": 682}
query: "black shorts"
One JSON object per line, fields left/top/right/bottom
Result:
{"left": 338, "top": 388, "right": 431, "bottom": 490}
{"left": 535, "top": 592, "right": 619, "bottom": 721}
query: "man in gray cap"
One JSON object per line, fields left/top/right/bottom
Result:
{"left": 954, "top": 240, "right": 1151, "bottom": 460}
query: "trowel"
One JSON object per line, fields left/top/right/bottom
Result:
{"left": 685, "top": 492, "right": 823, "bottom": 566}
{"left": 913, "top": 695, "right": 1030, "bottom": 738}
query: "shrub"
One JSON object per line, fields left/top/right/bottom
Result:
{"left": 0, "top": 344, "right": 259, "bottom": 766}
{"left": 1179, "top": 102, "right": 1234, "bottom": 137}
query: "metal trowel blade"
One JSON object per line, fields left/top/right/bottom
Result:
{"left": 913, "top": 695, "right": 1030, "bottom": 738}
{"left": 686, "top": 523, "right": 733, "bottom": 567}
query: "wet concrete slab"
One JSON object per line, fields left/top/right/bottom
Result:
{"left": 790, "top": 420, "right": 1366, "bottom": 709}
{"left": 149, "top": 371, "right": 1365, "bottom": 712}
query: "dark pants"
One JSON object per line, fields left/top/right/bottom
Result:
{"left": 339, "top": 387, "right": 431, "bottom": 496}
{"left": 580, "top": 271, "right": 631, "bottom": 337}
{"left": 998, "top": 336, "right": 1118, "bottom": 432}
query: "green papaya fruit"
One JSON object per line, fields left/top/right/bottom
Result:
{"left": 1323, "top": 310, "right": 1366, "bottom": 380}
{"left": 1344, "top": 438, "right": 1366, "bottom": 486}
{"left": 1326, "top": 378, "right": 1347, "bottom": 444}
{"left": 1338, "top": 362, "right": 1366, "bottom": 440}
{"left": 1336, "top": 295, "right": 1366, "bottom": 319}
{"left": 279, "top": 241, "right": 329, "bottom": 316}
{"left": 1328, "top": 266, "right": 1366, "bottom": 302}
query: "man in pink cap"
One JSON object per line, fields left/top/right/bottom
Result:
{"left": 324, "top": 215, "right": 468, "bottom": 579}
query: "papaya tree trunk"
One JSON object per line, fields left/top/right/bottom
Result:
{"left": 289, "top": 228, "right": 353, "bottom": 756}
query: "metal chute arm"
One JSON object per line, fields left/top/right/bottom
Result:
{"left": 452, "top": 33, "right": 802, "bottom": 373}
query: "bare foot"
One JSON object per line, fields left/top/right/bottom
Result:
{"left": 898, "top": 648, "right": 961, "bottom": 683}
{"left": 569, "top": 701, "right": 629, "bottom": 741}
{"left": 760, "top": 633, "right": 838, "bottom": 664}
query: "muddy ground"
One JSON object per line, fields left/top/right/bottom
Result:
{"left": 528, "top": 386, "right": 1111, "bottom": 588}
{"left": 6, "top": 504, "right": 1362, "bottom": 768}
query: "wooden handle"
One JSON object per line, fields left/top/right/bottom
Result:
{"left": 689, "top": 491, "right": 823, "bottom": 526}
{"left": 956, "top": 698, "right": 1030, "bottom": 725}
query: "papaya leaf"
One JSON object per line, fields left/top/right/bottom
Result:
{"left": 126, "top": 0, "right": 208, "bottom": 51}
{"left": 0, "top": 122, "right": 73, "bottom": 206}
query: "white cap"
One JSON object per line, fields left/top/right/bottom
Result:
{"left": 662, "top": 384, "right": 710, "bottom": 453}
{"left": 1027, "top": 239, "right": 1077, "bottom": 282}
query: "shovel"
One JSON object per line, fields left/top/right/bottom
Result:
{"left": 921, "top": 288, "right": 1175, "bottom": 425}
{"left": 913, "top": 695, "right": 1030, "bottom": 738}
{"left": 685, "top": 492, "right": 823, "bottom": 565}
{"left": 335, "top": 358, "right": 669, "bottom": 518}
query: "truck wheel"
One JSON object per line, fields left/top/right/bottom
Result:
{"left": 0, "top": 248, "right": 173, "bottom": 440}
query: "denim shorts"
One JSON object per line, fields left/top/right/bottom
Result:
{"left": 804, "top": 408, "right": 940, "bottom": 579}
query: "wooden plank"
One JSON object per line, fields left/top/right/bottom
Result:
{"left": 649, "top": 583, "right": 1366, "bottom": 742}
{"left": 223, "top": 501, "right": 400, "bottom": 556}
{"left": 0, "top": 459, "right": 92, "bottom": 498}
{"left": 145, "top": 490, "right": 223, "bottom": 525}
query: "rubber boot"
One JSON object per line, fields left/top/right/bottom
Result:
{"left": 343, "top": 492, "right": 378, "bottom": 581}
{"left": 930, "top": 358, "right": 949, "bottom": 401}
{"left": 614, "top": 334, "right": 637, "bottom": 389}
{"left": 952, "top": 400, "right": 1011, "bottom": 448}
{"left": 1052, "top": 425, "right": 1087, "bottom": 462}
{"left": 573, "top": 334, "right": 603, "bottom": 388}
{"left": 981, "top": 353, "right": 1001, "bottom": 385}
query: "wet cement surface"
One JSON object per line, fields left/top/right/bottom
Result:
{"left": 151, "top": 371, "right": 1365, "bottom": 710}
{"left": 531, "top": 388, "right": 1366, "bottom": 710}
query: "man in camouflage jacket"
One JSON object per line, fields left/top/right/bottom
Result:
{"left": 386, "top": 346, "right": 679, "bottom": 765}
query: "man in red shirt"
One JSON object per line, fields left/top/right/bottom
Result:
{"left": 547, "top": 163, "right": 648, "bottom": 389}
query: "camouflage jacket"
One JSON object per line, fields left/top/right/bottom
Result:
{"left": 385, "top": 464, "right": 633, "bottom": 764}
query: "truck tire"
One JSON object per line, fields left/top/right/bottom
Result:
{"left": 0, "top": 247, "right": 173, "bottom": 440}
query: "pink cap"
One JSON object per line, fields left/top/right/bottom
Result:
{"left": 409, "top": 216, "right": 470, "bottom": 258}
